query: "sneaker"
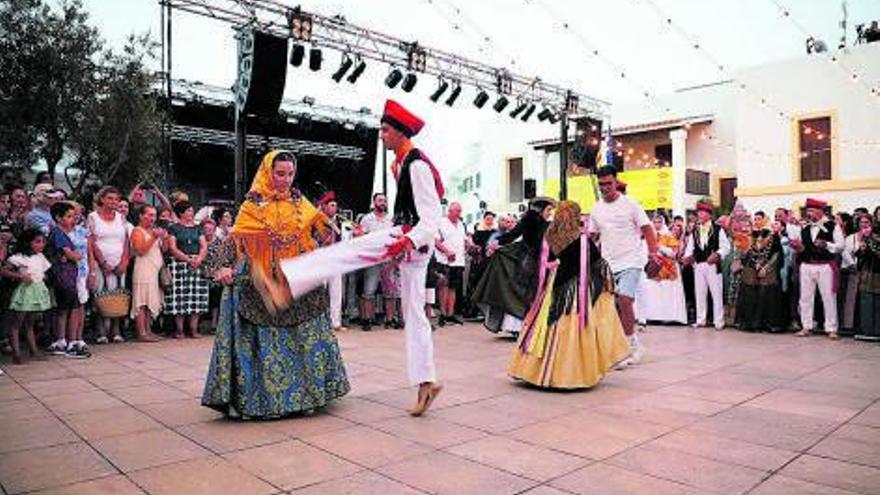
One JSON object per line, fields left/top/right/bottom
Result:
{"left": 613, "top": 357, "right": 632, "bottom": 370}
{"left": 630, "top": 342, "right": 646, "bottom": 365}
{"left": 112, "top": 335, "right": 125, "bottom": 343}
{"left": 47, "top": 340, "right": 67, "bottom": 356}
{"left": 65, "top": 344, "right": 89, "bottom": 359}
{"left": 446, "top": 316, "right": 463, "bottom": 325}
{"left": 795, "top": 329, "right": 811, "bottom": 337}
{"left": 828, "top": 332, "right": 840, "bottom": 340}
{"left": 95, "top": 336, "right": 109, "bottom": 345}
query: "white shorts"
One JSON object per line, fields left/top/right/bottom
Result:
{"left": 77, "top": 276, "right": 89, "bottom": 305}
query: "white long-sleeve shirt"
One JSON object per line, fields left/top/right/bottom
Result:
{"left": 684, "top": 223, "right": 731, "bottom": 260}
{"left": 403, "top": 159, "right": 442, "bottom": 250}
{"left": 806, "top": 217, "right": 845, "bottom": 254}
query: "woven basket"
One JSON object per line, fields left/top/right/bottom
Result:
{"left": 94, "top": 290, "right": 131, "bottom": 318}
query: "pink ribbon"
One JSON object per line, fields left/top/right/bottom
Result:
{"left": 578, "top": 232, "right": 589, "bottom": 331}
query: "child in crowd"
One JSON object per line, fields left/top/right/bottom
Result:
{"left": 46, "top": 202, "right": 90, "bottom": 358}
{"left": 2, "top": 228, "right": 52, "bottom": 364}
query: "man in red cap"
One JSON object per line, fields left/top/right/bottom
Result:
{"left": 683, "top": 199, "right": 730, "bottom": 330}
{"left": 315, "top": 191, "right": 348, "bottom": 332}
{"left": 281, "top": 100, "right": 444, "bottom": 416}
{"left": 791, "top": 198, "right": 844, "bottom": 339}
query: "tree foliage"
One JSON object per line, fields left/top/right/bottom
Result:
{"left": 0, "top": 0, "right": 164, "bottom": 195}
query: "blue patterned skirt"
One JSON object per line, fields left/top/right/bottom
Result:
{"left": 201, "top": 282, "right": 350, "bottom": 419}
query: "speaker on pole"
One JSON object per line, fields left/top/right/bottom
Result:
{"left": 524, "top": 178, "right": 537, "bottom": 200}
{"left": 235, "top": 29, "right": 288, "bottom": 118}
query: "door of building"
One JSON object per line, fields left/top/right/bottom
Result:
{"left": 720, "top": 177, "right": 737, "bottom": 212}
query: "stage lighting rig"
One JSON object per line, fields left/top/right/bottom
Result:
{"left": 401, "top": 72, "right": 418, "bottom": 92}
{"left": 309, "top": 47, "right": 322, "bottom": 71}
{"left": 331, "top": 54, "right": 353, "bottom": 83}
{"left": 474, "top": 89, "right": 489, "bottom": 108}
{"left": 406, "top": 43, "right": 428, "bottom": 72}
{"left": 346, "top": 57, "right": 366, "bottom": 83}
{"left": 445, "top": 83, "right": 461, "bottom": 106}
{"left": 385, "top": 67, "right": 403, "bottom": 88}
{"left": 286, "top": 7, "right": 313, "bottom": 42}
{"left": 521, "top": 103, "right": 536, "bottom": 122}
{"left": 493, "top": 95, "right": 509, "bottom": 112}
{"left": 430, "top": 78, "right": 449, "bottom": 102}
{"left": 509, "top": 101, "right": 527, "bottom": 118}
{"left": 290, "top": 43, "right": 305, "bottom": 66}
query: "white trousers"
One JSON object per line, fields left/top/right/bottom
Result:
{"left": 799, "top": 263, "right": 838, "bottom": 333}
{"left": 328, "top": 275, "right": 343, "bottom": 328}
{"left": 694, "top": 262, "right": 724, "bottom": 329}
{"left": 281, "top": 229, "right": 436, "bottom": 385}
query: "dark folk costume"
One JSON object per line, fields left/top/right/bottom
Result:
{"left": 508, "top": 201, "right": 629, "bottom": 389}
{"left": 472, "top": 206, "right": 550, "bottom": 333}
{"left": 202, "top": 150, "right": 350, "bottom": 419}
{"left": 736, "top": 227, "right": 785, "bottom": 331}
{"left": 855, "top": 227, "right": 880, "bottom": 340}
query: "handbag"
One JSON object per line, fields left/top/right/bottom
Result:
{"left": 159, "top": 265, "right": 173, "bottom": 289}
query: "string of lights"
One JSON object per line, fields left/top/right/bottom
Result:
{"left": 764, "top": 0, "right": 879, "bottom": 98}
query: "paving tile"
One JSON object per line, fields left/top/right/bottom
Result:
{"left": 128, "top": 456, "right": 277, "bottom": 495}
{"left": 447, "top": 435, "right": 590, "bottom": 481}
{"left": 0, "top": 397, "right": 54, "bottom": 420}
{"left": 687, "top": 405, "right": 840, "bottom": 451}
{"left": 62, "top": 406, "right": 163, "bottom": 440}
{"left": 849, "top": 401, "right": 880, "bottom": 428}
{"left": 305, "top": 425, "right": 430, "bottom": 468}
{"left": 518, "top": 487, "right": 576, "bottom": 495}
{"left": 269, "top": 412, "right": 356, "bottom": 439}
{"left": 809, "top": 423, "right": 880, "bottom": 468}
{"left": 0, "top": 442, "right": 116, "bottom": 494}
{"left": 749, "top": 474, "right": 861, "bottom": 495}
{"left": 85, "top": 372, "right": 159, "bottom": 390}
{"left": 0, "top": 416, "right": 78, "bottom": 454}
{"left": 224, "top": 439, "right": 362, "bottom": 490}
{"left": 40, "top": 389, "right": 126, "bottom": 415}
{"left": 508, "top": 416, "right": 641, "bottom": 460}
{"left": 651, "top": 428, "right": 798, "bottom": 472}
{"left": 24, "top": 377, "right": 98, "bottom": 398}
{"left": 377, "top": 451, "right": 537, "bottom": 495}
{"left": 433, "top": 401, "right": 542, "bottom": 433}
{"left": 136, "top": 398, "right": 223, "bottom": 426}
{"left": 780, "top": 454, "right": 880, "bottom": 493}
{"left": 289, "top": 470, "right": 424, "bottom": 494}
{"left": 607, "top": 444, "right": 767, "bottom": 494}
{"left": 109, "top": 383, "right": 191, "bottom": 405}
{"left": 744, "top": 388, "right": 871, "bottom": 422}
{"left": 371, "top": 415, "right": 488, "bottom": 448}
{"left": 31, "top": 474, "right": 147, "bottom": 495}
{"left": 550, "top": 463, "right": 699, "bottom": 495}
{"left": 91, "top": 428, "right": 210, "bottom": 472}
{"left": 0, "top": 382, "right": 34, "bottom": 401}
{"left": 323, "top": 397, "right": 408, "bottom": 424}
{"left": 177, "top": 419, "right": 289, "bottom": 454}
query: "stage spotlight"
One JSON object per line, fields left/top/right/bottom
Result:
{"left": 401, "top": 72, "right": 418, "bottom": 92}
{"left": 473, "top": 90, "right": 489, "bottom": 108}
{"left": 331, "top": 54, "right": 353, "bottom": 83}
{"left": 346, "top": 58, "right": 366, "bottom": 83}
{"left": 509, "top": 101, "right": 527, "bottom": 118}
{"left": 493, "top": 95, "right": 509, "bottom": 112}
{"left": 521, "top": 103, "right": 536, "bottom": 122}
{"left": 445, "top": 84, "right": 461, "bottom": 106}
{"left": 429, "top": 79, "right": 449, "bottom": 102}
{"left": 309, "top": 47, "right": 322, "bottom": 71}
{"left": 385, "top": 68, "right": 403, "bottom": 88}
{"left": 537, "top": 108, "right": 553, "bottom": 121}
{"left": 290, "top": 43, "right": 305, "bottom": 67}
{"left": 548, "top": 112, "right": 560, "bottom": 124}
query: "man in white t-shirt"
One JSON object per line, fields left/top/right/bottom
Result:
{"left": 435, "top": 201, "right": 467, "bottom": 326}
{"left": 588, "top": 166, "right": 661, "bottom": 367}
{"left": 358, "top": 193, "right": 397, "bottom": 330}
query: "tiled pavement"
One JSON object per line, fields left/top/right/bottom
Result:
{"left": 1, "top": 324, "right": 880, "bottom": 494}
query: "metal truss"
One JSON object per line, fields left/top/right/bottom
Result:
{"left": 165, "top": 0, "right": 609, "bottom": 117}
{"left": 170, "top": 124, "right": 368, "bottom": 161}
{"left": 160, "top": 77, "right": 377, "bottom": 126}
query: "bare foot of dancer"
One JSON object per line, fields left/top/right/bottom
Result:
{"left": 409, "top": 382, "right": 443, "bottom": 417}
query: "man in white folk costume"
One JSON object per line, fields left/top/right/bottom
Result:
{"left": 279, "top": 100, "right": 444, "bottom": 416}
{"left": 793, "top": 198, "right": 845, "bottom": 339}
{"left": 684, "top": 199, "right": 730, "bottom": 331}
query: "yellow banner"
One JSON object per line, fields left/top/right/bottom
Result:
{"left": 544, "top": 168, "right": 672, "bottom": 211}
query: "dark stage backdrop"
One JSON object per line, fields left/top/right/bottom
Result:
{"left": 166, "top": 100, "right": 379, "bottom": 215}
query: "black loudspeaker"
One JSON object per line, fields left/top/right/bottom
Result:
{"left": 524, "top": 178, "right": 537, "bottom": 199}
{"left": 235, "top": 29, "right": 288, "bottom": 118}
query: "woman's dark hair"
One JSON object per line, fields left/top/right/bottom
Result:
{"left": 137, "top": 204, "right": 157, "bottom": 222}
{"left": 596, "top": 165, "right": 618, "bottom": 178}
{"left": 483, "top": 211, "right": 495, "bottom": 219}
{"left": 16, "top": 228, "right": 45, "bottom": 255}
{"left": 173, "top": 200, "right": 193, "bottom": 217}
{"left": 273, "top": 151, "right": 296, "bottom": 166}
{"left": 50, "top": 201, "right": 75, "bottom": 221}
{"left": 838, "top": 212, "right": 854, "bottom": 236}
{"left": 211, "top": 207, "right": 228, "bottom": 224}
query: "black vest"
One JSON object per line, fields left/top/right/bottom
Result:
{"left": 692, "top": 223, "right": 721, "bottom": 262}
{"left": 393, "top": 149, "right": 424, "bottom": 227}
{"left": 800, "top": 220, "right": 836, "bottom": 263}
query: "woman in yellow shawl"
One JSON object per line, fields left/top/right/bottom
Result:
{"left": 202, "top": 150, "right": 350, "bottom": 419}
{"left": 508, "top": 201, "right": 630, "bottom": 389}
